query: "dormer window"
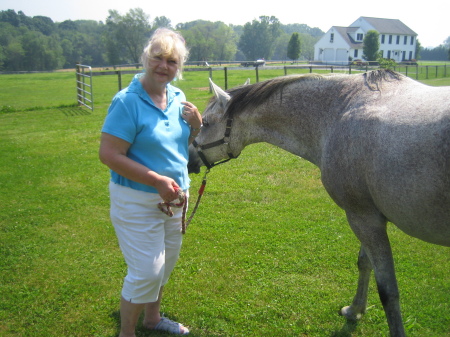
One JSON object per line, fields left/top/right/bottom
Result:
{"left": 357, "top": 33, "right": 364, "bottom": 41}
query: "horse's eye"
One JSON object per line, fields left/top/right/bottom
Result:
{"left": 203, "top": 119, "right": 209, "bottom": 127}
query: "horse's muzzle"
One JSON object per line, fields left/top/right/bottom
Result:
{"left": 188, "top": 145, "right": 202, "bottom": 174}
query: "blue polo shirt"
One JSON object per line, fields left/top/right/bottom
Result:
{"left": 102, "top": 74, "right": 191, "bottom": 194}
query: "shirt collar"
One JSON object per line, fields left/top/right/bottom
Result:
{"left": 128, "top": 73, "right": 181, "bottom": 108}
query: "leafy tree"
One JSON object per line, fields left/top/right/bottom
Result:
{"left": 106, "top": 8, "right": 152, "bottom": 64}
{"left": 282, "top": 23, "right": 324, "bottom": 38}
{"left": 32, "top": 16, "right": 55, "bottom": 36}
{"left": 213, "top": 23, "right": 238, "bottom": 60}
{"left": 280, "top": 24, "right": 322, "bottom": 61}
{"left": 415, "top": 39, "right": 421, "bottom": 60}
{"left": 0, "top": 9, "right": 21, "bottom": 27}
{"left": 153, "top": 16, "right": 172, "bottom": 29}
{"left": 0, "top": 45, "right": 4, "bottom": 69}
{"left": 420, "top": 36, "right": 450, "bottom": 61}
{"left": 238, "top": 16, "right": 281, "bottom": 60}
{"left": 59, "top": 20, "right": 78, "bottom": 31}
{"left": 271, "top": 32, "right": 289, "bottom": 60}
{"left": 4, "top": 39, "right": 25, "bottom": 70}
{"left": 362, "top": 30, "right": 380, "bottom": 61}
{"left": 179, "top": 20, "right": 237, "bottom": 61}
{"left": 287, "top": 32, "right": 301, "bottom": 61}
{"left": 297, "top": 33, "right": 317, "bottom": 60}
{"left": 21, "top": 30, "right": 64, "bottom": 70}
{"left": 180, "top": 21, "right": 215, "bottom": 61}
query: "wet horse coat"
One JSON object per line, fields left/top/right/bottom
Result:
{"left": 188, "top": 70, "right": 450, "bottom": 336}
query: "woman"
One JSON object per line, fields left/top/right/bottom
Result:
{"left": 99, "top": 28, "right": 202, "bottom": 336}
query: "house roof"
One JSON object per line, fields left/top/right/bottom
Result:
{"left": 333, "top": 26, "right": 363, "bottom": 48}
{"left": 358, "top": 17, "right": 417, "bottom": 36}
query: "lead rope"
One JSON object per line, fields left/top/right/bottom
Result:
{"left": 182, "top": 169, "right": 210, "bottom": 234}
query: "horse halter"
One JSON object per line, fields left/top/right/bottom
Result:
{"left": 192, "top": 117, "right": 240, "bottom": 170}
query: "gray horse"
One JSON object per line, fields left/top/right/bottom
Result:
{"left": 188, "top": 69, "right": 450, "bottom": 336}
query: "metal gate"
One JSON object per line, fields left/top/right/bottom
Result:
{"left": 75, "top": 64, "right": 94, "bottom": 111}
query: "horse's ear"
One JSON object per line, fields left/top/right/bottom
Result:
{"left": 209, "top": 78, "right": 230, "bottom": 108}
{"left": 244, "top": 78, "right": 250, "bottom": 85}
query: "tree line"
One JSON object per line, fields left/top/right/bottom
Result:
{"left": 0, "top": 8, "right": 323, "bottom": 71}
{"left": 1, "top": 9, "right": 448, "bottom": 72}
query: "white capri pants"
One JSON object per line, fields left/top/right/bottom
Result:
{"left": 109, "top": 182, "right": 185, "bottom": 304}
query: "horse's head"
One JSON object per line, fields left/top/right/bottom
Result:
{"left": 188, "top": 79, "right": 244, "bottom": 173}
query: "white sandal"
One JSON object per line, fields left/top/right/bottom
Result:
{"left": 153, "top": 317, "right": 189, "bottom": 335}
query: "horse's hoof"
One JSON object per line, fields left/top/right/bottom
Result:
{"left": 339, "top": 306, "right": 362, "bottom": 320}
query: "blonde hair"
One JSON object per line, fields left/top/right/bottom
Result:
{"left": 141, "top": 28, "right": 189, "bottom": 79}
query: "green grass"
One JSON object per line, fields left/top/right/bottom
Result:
{"left": 0, "top": 70, "right": 449, "bottom": 337}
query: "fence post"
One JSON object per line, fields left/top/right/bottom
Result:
{"left": 255, "top": 66, "right": 259, "bottom": 83}
{"left": 284, "top": 66, "right": 287, "bottom": 76}
{"left": 224, "top": 67, "right": 228, "bottom": 90}
{"left": 416, "top": 64, "right": 418, "bottom": 80}
{"left": 117, "top": 71, "right": 122, "bottom": 91}
{"left": 209, "top": 68, "right": 213, "bottom": 93}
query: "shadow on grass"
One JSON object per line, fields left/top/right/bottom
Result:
{"left": 331, "top": 319, "right": 359, "bottom": 337}
{"left": 110, "top": 310, "right": 197, "bottom": 337}
{"left": 109, "top": 310, "right": 121, "bottom": 337}
{"left": 59, "top": 106, "right": 92, "bottom": 116}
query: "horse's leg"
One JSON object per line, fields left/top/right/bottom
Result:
{"left": 340, "top": 246, "right": 372, "bottom": 320}
{"left": 346, "top": 212, "right": 406, "bottom": 337}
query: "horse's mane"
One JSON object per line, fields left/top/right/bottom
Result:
{"left": 221, "top": 69, "right": 402, "bottom": 118}
{"left": 224, "top": 73, "right": 323, "bottom": 118}
{"left": 363, "top": 68, "right": 402, "bottom": 91}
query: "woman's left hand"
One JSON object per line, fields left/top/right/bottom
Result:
{"left": 181, "top": 101, "right": 202, "bottom": 129}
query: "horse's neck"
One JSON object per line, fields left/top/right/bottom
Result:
{"left": 243, "top": 86, "right": 335, "bottom": 165}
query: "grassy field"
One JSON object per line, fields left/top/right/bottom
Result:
{"left": 0, "top": 69, "right": 449, "bottom": 337}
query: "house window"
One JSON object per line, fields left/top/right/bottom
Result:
{"left": 381, "top": 35, "right": 385, "bottom": 44}
{"left": 409, "top": 51, "right": 413, "bottom": 60}
{"left": 330, "top": 33, "right": 334, "bottom": 43}
{"left": 404, "top": 36, "right": 407, "bottom": 45}
{"left": 396, "top": 36, "right": 400, "bottom": 44}
{"left": 410, "top": 36, "right": 414, "bottom": 45}
{"left": 387, "top": 50, "right": 391, "bottom": 59}
{"left": 357, "top": 33, "right": 363, "bottom": 41}
{"left": 389, "top": 35, "right": 392, "bottom": 44}
{"left": 354, "top": 49, "right": 358, "bottom": 58}
{"left": 380, "top": 50, "right": 384, "bottom": 58}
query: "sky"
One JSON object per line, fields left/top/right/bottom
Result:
{"left": 1, "top": 0, "right": 448, "bottom": 48}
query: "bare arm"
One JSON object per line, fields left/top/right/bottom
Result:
{"left": 99, "top": 132, "right": 180, "bottom": 202}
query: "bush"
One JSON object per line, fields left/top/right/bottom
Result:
{"left": 377, "top": 58, "right": 397, "bottom": 69}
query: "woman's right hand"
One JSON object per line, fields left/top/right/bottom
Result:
{"left": 154, "top": 176, "right": 181, "bottom": 203}
{"left": 100, "top": 133, "right": 180, "bottom": 200}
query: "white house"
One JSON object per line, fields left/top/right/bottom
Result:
{"left": 314, "top": 17, "right": 417, "bottom": 64}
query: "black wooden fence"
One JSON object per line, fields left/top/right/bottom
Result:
{"left": 89, "top": 63, "right": 449, "bottom": 93}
